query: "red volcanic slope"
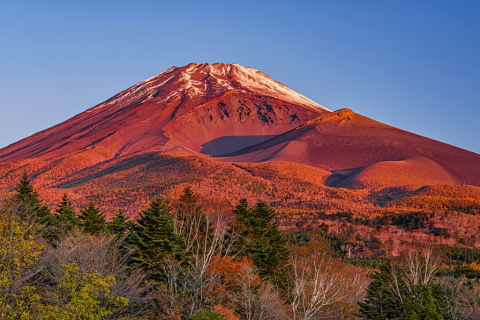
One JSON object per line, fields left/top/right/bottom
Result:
{"left": 0, "top": 63, "right": 328, "bottom": 163}
{"left": 221, "top": 108, "right": 480, "bottom": 189}
{"left": 0, "top": 62, "right": 479, "bottom": 210}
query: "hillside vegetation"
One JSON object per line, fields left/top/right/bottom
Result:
{"left": 1, "top": 174, "right": 480, "bottom": 319}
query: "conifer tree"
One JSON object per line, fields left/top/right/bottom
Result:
{"left": 79, "top": 202, "right": 107, "bottom": 235}
{"left": 54, "top": 193, "right": 80, "bottom": 232}
{"left": 400, "top": 285, "right": 443, "bottom": 320}
{"left": 358, "top": 263, "right": 401, "bottom": 319}
{"left": 230, "top": 199, "right": 289, "bottom": 279}
{"left": 107, "top": 210, "right": 132, "bottom": 235}
{"left": 358, "top": 262, "right": 445, "bottom": 320}
{"left": 127, "top": 197, "right": 189, "bottom": 282}
{"left": 13, "top": 172, "right": 53, "bottom": 226}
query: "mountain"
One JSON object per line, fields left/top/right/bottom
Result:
{"left": 0, "top": 62, "right": 478, "bottom": 213}
{"left": 221, "top": 108, "right": 480, "bottom": 189}
{"left": 0, "top": 63, "right": 328, "bottom": 162}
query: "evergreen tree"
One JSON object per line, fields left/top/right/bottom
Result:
{"left": 127, "top": 197, "right": 189, "bottom": 282}
{"left": 13, "top": 172, "right": 53, "bottom": 226}
{"left": 79, "top": 202, "right": 106, "bottom": 234}
{"left": 54, "top": 193, "right": 80, "bottom": 232}
{"left": 107, "top": 210, "right": 132, "bottom": 235}
{"left": 358, "top": 262, "right": 445, "bottom": 320}
{"left": 400, "top": 285, "right": 444, "bottom": 320}
{"left": 358, "top": 263, "right": 403, "bottom": 319}
{"left": 230, "top": 199, "right": 289, "bottom": 279}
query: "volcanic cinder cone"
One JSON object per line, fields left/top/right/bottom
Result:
{"left": 221, "top": 108, "right": 480, "bottom": 189}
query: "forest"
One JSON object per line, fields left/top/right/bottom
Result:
{"left": 2, "top": 173, "right": 480, "bottom": 320}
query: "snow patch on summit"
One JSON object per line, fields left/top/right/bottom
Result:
{"left": 85, "top": 62, "right": 330, "bottom": 116}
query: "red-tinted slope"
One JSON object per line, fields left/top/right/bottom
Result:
{"left": 0, "top": 62, "right": 478, "bottom": 212}
{"left": 0, "top": 63, "right": 329, "bottom": 163}
{"left": 221, "top": 109, "right": 480, "bottom": 189}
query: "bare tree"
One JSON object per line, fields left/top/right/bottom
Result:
{"left": 289, "top": 254, "right": 345, "bottom": 320}
{"left": 403, "top": 247, "right": 439, "bottom": 290}
{"left": 32, "top": 230, "right": 152, "bottom": 319}
{"left": 155, "top": 211, "right": 241, "bottom": 318}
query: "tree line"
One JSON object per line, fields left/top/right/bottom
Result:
{"left": 1, "top": 173, "right": 480, "bottom": 319}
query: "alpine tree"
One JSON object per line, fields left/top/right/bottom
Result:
{"left": 107, "top": 210, "right": 132, "bottom": 235}
{"left": 358, "top": 258, "right": 445, "bottom": 320}
{"left": 53, "top": 193, "right": 80, "bottom": 235}
{"left": 127, "top": 197, "right": 189, "bottom": 282}
{"left": 79, "top": 202, "right": 107, "bottom": 235}
{"left": 13, "top": 172, "right": 53, "bottom": 226}
{"left": 230, "top": 199, "right": 289, "bottom": 279}
{"left": 358, "top": 262, "right": 403, "bottom": 319}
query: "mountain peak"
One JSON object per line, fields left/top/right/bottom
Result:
{"left": 0, "top": 63, "right": 479, "bottom": 210}
{"left": 0, "top": 63, "right": 329, "bottom": 161}
{"left": 132, "top": 62, "right": 330, "bottom": 114}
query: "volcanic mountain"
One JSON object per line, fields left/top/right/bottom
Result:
{"left": 0, "top": 62, "right": 479, "bottom": 212}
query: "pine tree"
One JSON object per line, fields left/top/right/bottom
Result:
{"left": 107, "top": 210, "right": 132, "bottom": 235}
{"left": 227, "top": 198, "right": 251, "bottom": 254}
{"left": 54, "top": 193, "right": 80, "bottom": 232}
{"left": 79, "top": 202, "right": 106, "bottom": 234}
{"left": 358, "top": 262, "right": 445, "bottom": 320}
{"left": 358, "top": 263, "right": 401, "bottom": 320}
{"left": 13, "top": 172, "right": 53, "bottom": 226}
{"left": 127, "top": 197, "right": 189, "bottom": 282}
{"left": 400, "top": 285, "right": 444, "bottom": 320}
{"left": 230, "top": 199, "right": 289, "bottom": 279}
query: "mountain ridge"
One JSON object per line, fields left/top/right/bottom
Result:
{"left": 0, "top": 62, "right": 478, "bottom": 212}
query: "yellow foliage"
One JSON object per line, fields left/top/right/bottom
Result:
{"left": 0, "top": 209, "right": 42, "bottom": 319}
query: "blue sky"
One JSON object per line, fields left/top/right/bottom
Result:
{"left": 1, "top": 1, "right": 479, "bottom": 153}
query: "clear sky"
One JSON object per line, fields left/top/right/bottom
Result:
{"left": 1, "top": 1, "right": 479, "bottom": 153}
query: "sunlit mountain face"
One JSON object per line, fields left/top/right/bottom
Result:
{"left": 0, "top": 63, "right": 478, "bottom": 214}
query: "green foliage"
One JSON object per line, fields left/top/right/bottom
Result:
{"left": 358, "top": 263, "right": 401, "bottom": 320}
{"left": 107, "top": 210, "right": 132, "bottom": 235}
{"left": 79, "top": 202, "right": 107, "bottom": 234}
{"left": 287, "top": 229, "right": 348, "bottom": 255}
{"left": 39, "top": 263, "right": 128, "bottom": 319}
{"left": 437, "top": 264, "right": 480, "bottom": 279}
{"left": 230, "top": 199, "right": 289, "bottom": 279}
{"left": 189, "top": 309, "right": 225, "bottom": 320}
{"left": 343, "top": 256, "right": 389, "bottom": 270}
{"left": 50, "top": 193, "right": 80, "bottom": 240}
{"left": 358, "top": 262, "right": 445, "bottom": 320}
{"left": 400, "top": 285, "right": 444, "bottom": 320}
{"left": 438, "top": 244, "right": 480, "bottom": 264}
{"left": 55, "top": 193, "right": 80, "bottom": 229}
{"left": 127, "top": 197, "right": 189, "bottom": 282}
